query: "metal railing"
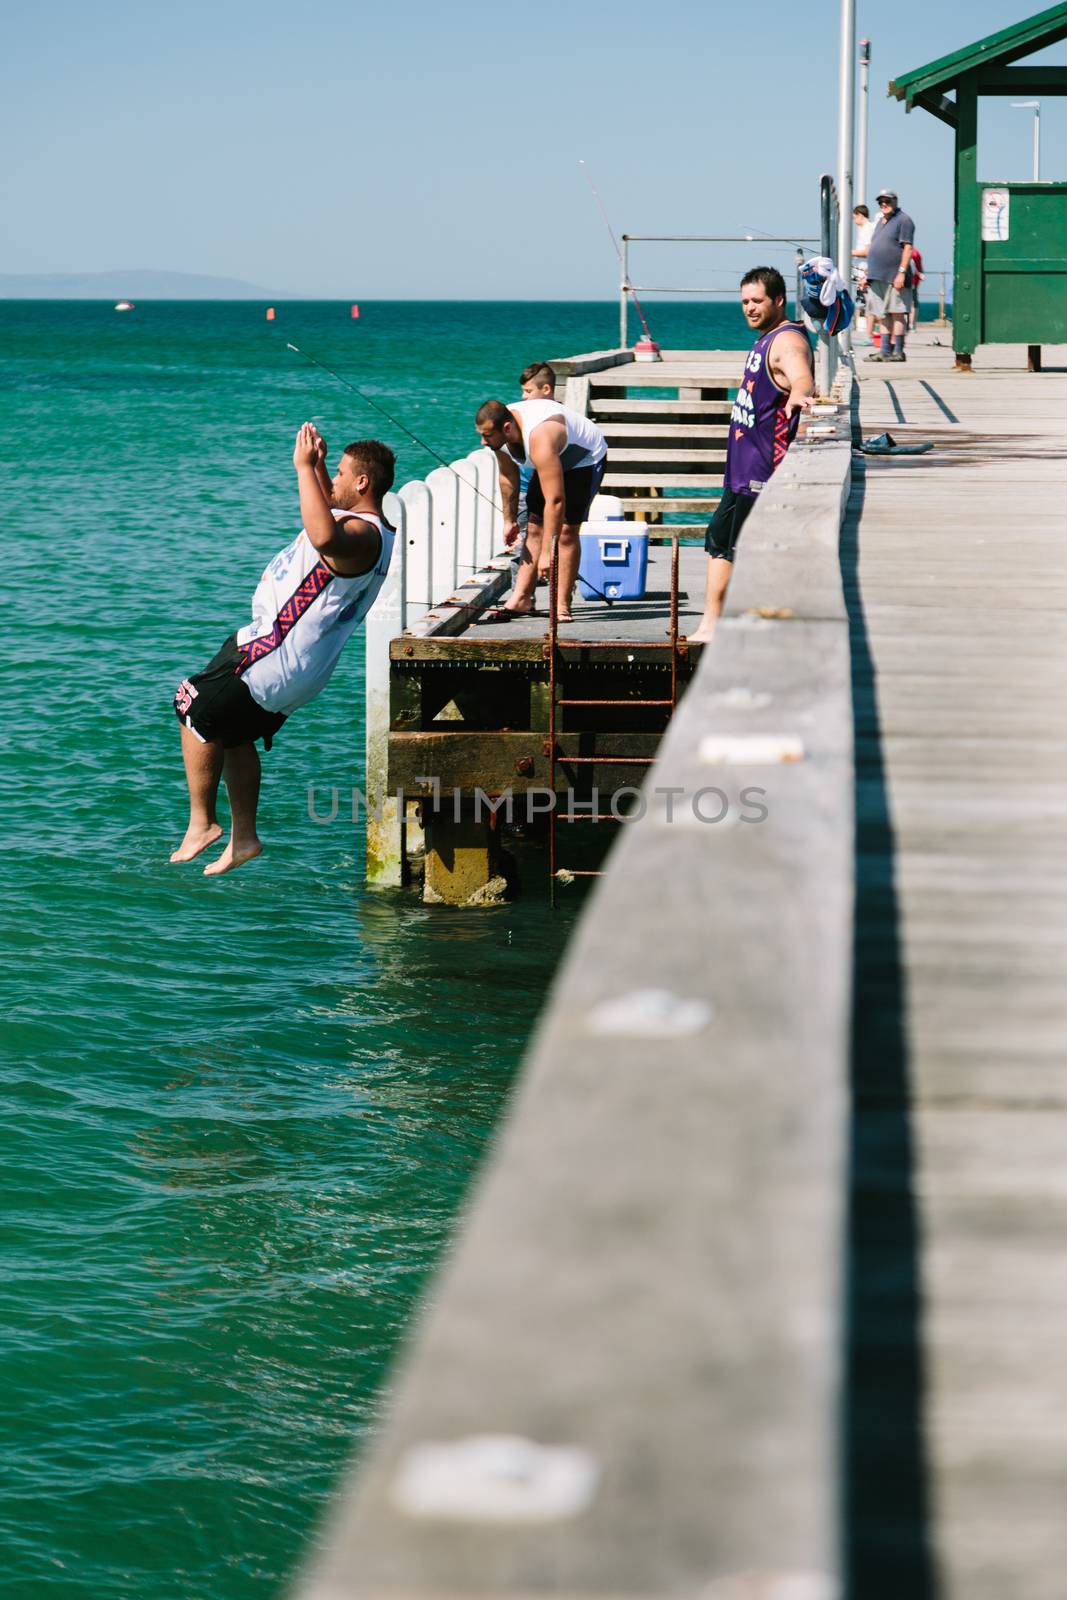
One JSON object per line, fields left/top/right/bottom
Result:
{"left": 927, "top": 271, "right": 952, "bottom": 326}
{"left": 618, "top": 233, "right": 819, "bottom": 346}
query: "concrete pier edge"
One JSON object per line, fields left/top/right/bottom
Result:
{"left": 298, "top": 373, "right": 856, "bottom": 1600}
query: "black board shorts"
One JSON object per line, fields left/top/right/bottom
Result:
{"left": 525, "top": 458, "right": 607, "bottom": 524}
{"left": 705, "top": 487, "right": 757, "bottom": 562}
{"left": 173, "top": 634, "right": 287, "bottom": 750}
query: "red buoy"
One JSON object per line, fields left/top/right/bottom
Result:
{"left": 266, "top": 307, "right": 276, "bottom": 321}
{"left": 351, "top": 304, "right": 360, "bottom": 319}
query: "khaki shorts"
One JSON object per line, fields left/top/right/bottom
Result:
{"left": 866, "top": 278, "right": 913, "bottom": 317}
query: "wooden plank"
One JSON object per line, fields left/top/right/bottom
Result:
{"left": 599, "top": 424, "right": 730, "bottom": 439}
{"left": 848, "top": 331, "right": 1067, "bottom": 1598}
{"left": 603, "top": 473, "right": 724, "bottom": 488}
{"left": 602, "top": 447, "right": 727, "bottom": 462}
{"left": 545, "top": 349, "right": 635, "bottom": 377}
{"left": 615, "top": 496, "right": 721, "bottom": 513}
{"left": 591, "top": 399, "right": 733, "bottom": 417}
{"left": 590, "top": 370, "right": 735, "bottom": 391}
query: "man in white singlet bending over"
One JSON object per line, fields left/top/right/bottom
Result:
{"left": 170, "top": 426, "right": 396, "bottom": 876}
{"left": 474, "top": 397, "right": 608, "bottom": 624}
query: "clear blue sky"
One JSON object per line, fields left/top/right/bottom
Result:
{"left": 3, "top": 0, "right": 1064, "bottom": 297}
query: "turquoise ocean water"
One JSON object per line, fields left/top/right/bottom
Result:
{"left": 1, "top": 300, "right": 750, "bottom": 1600}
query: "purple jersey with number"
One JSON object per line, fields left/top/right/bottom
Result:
{"left": 725, "top": 321, "right": 810, "bottom": 497}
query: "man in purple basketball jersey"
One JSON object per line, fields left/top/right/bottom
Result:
{"left": 690, "top": 268, "right": 815, "bottom": 643}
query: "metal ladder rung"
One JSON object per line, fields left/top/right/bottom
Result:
{"left": 548, "top": 532, "right": 682, "bottom": 900}
{"left": 552, "top": 638, "right": 679, "bottom": 651}
{"left": 558, "top": 813, "right": 623, "bottom": 823}
{"left": 560, "top": 755, "right": 655, "bottom": 767}
{"left": 556, "top": 696, "right": 674, "bottom": 708}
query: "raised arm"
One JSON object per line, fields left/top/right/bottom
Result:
{"left": 293, "top": 423, "right": 381, "bottom": 577}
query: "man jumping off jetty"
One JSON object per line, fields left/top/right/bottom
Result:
{"left": 689, "top": 267, "right": 814, "bottom": 643}
{"left": 171, "top": 426, "right": 396, "bottom": 875}
{"left": 474, "top": 396, "right": 608, "bottom": 624}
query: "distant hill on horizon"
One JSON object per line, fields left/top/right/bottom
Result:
{"left": 0, "top": 269, "right": 287, "bottom": 299}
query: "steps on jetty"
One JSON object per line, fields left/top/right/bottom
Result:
{"left": 580, "top": 356, "right": 743, "bottom": 529}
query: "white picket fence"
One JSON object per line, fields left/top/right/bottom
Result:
{"left": 364, "top": 447, "right": 506, "bottom": 885}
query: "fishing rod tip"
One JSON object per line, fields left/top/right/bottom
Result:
{"left": 286, "top": 342, "right": 299, "bottom": 352}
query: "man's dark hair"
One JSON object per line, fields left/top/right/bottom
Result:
{"left": 740, "top": 266, "right": 787, "bottom": 302}
{"left": 475, "top": 399, "right": 511, "bottom": 427}
{"left": 853, "top": 203, "right": 870, "bottom": 219}
{"left": 519, "top": 361, "right": 556, "bottom": 390}
{"left": 342, "top": 439, "right": 395, "bottom": 499}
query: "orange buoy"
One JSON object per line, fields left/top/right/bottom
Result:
{"left": 266, "top": 307, "right": 276, "bottom": 321}
{"left": 350, "top": 304, "right": 360, "bottom": 319}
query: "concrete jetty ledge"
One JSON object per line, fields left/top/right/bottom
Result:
{"left": 299, "top": 329, "right": 1067, "bottom": 1599}
{"left": 297, "top": 372, "right": 855, "bottom": 1600}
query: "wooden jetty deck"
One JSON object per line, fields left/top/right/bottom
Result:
{"left": 848, "top": 329, "right": 1067, "bottom": 1598}
{"left": 307, "top": 329, "right": 1067, "bottom": 1600}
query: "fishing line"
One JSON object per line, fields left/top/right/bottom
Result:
{"left": 286, "top": 337, "right": 618, "bottom": 610}
{"left": 284, "top": 340, "right": 503, "bottom": 517}
{"left": 578, "top": 160, "right": 657, "bottom": 344}
{"left": 738, "top": 222, "right": 817, "bottom": 253}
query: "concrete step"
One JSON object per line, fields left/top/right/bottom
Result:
{"left": 605, "top": 450, "right": 726, "bottom": 467}
{"left": 590, "top": 372, "right": 733, "bottom": 395}
{"left": 600, "top": 424, "right": 729, "bottom": 441}
{"left": 603, "top": 473, "right": 725, "bottom": 489}
{"left": 591, "top": 399, "right": 733, "bottom": 419}
{"left": 614, "top": 495, "right": 720, "bottom": 514}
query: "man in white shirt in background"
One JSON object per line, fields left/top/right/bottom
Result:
{"left": 852, "top": 202, "right": 877, "bottom": 345}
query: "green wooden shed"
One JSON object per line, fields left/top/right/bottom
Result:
{"left": 890, "top": 3, "right": 1067, "bottom": 368}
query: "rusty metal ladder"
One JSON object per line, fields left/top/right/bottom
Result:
{"left": 545, "top": 533, "right": 683, "bottom": 897}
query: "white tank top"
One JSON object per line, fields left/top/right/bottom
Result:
{"left": 236, "top": 510, "right": 394, "bottom": 715}
{"left": 505, "top": 400, "right": 607, "bottom": 471}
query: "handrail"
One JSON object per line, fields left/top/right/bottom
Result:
{"left": 622, "top": 233, "right": 820, "bottom": 243}
{"left": 618, "top": 229, "right": 820, "bottom": 343}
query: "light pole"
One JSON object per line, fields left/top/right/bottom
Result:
{"left": 1011, "top": 100, "right": 1041, "bottom": 180}
{"left": 857, "top": 39, "right": 871, "bottom": 208}
{"left": 836, "top": 0, "right": 856, "bottom": 289}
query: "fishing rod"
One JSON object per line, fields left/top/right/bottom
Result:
{"left": 578, "top": 160, "right": 657, "bottom": 344}
{"left": 285, "top": 340, "right": 503, "bottom": 518}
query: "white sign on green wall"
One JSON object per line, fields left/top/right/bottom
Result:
{"left": 982, "top": 188, "right": 1010, "bottom": 242}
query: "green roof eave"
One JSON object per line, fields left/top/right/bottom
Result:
{"left": 889, "top": 1, "right": 1067, "bottom": 104}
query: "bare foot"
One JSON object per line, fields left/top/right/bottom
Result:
{"left": 170, "top": 822, "right": 223, "bottom": 863}
{"left": 203, "top": 839, "right": 263, "bottom": 877}
{"left": 687, "top": 622, "right": 717, "bottom": 644}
